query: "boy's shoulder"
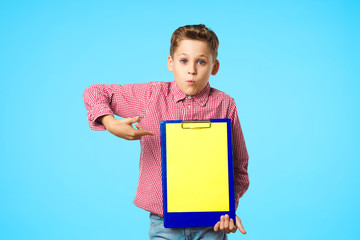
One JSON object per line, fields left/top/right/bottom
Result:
{"left": 138, "top": 81, "right": 170, "bottom": 89}
{"left": 146, "top": 81, "right": 172, "bottom": 94}
{"left": 209, "top": 86, "right": 236, "bottom": 104}
{"left": 127, "top": 81, "right": 170, "bottom": 94}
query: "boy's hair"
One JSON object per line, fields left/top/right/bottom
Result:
{"left": 170, "top": 24, "right": 219, "bottom": 61}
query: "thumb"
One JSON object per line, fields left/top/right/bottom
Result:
{"left": 236, "top": 216, "right": 246, "bottom": 234}
{"left": 125, "top": 116, "right": 140, "bottom": 124}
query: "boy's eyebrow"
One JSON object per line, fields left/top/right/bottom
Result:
{"left": 177, "top": 53, "right": 209, "bottom": 59}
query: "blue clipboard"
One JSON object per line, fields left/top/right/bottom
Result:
{"left": 160, "top": 119, "right": 235, "bottom": 228}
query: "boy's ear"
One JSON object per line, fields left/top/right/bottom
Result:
{"left": 211, "top": 60, "right": 220, "bottom": 75}
{"left": 167, "top": 55, "right": 174, "bottom": 71}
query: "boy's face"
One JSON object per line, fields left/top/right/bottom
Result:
{"left": 167, "top": 39, "right": 220, "bottom": 96}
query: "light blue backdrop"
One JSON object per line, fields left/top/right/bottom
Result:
{"left": 1, "top": 0, "right": 359, "bottom": 239}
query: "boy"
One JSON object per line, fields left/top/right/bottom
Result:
{"left": 83, "top": 24, "right": 249, "bottom": 239}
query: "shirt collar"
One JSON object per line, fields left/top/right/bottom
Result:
{"left": 170, "top": 81, "right": 211, "bottom": 107}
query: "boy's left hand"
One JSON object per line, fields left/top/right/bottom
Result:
{"left": 213, "top": 214, "right": 246, "bottom": 234}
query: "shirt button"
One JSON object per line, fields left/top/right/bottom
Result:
{"left": 187, "top": 105, "right": 191, "bottom": 108}
{"left": 188, "top": 96, "right": 192, "bottom": 99}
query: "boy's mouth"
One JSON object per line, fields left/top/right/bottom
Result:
{"left": 186, "top": 80, "right": 195, "bottom": 85}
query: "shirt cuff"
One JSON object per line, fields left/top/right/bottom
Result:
{"left": 87, "top": 104, "right": 114, "bottom": 131}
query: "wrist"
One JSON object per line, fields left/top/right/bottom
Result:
{"left": 100, "top": 115, "right": 115, "bottom": 128}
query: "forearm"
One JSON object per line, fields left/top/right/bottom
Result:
{"left": 99, "top": 115, "right": 115, "bottom": 129}
{"left": 228, "top": 99, "right": 249, "bottom": 207}
{"left": 83, "top": 83, "right": 152, "bottom": 130}
{"left": 234, "top": 162, "right": 249, "bottom": 200}
{"left": 98, "top": 115, "right": 155, "bottom": 140}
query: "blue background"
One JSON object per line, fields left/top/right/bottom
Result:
{"left": 1, "top": 0, "right": 359, "bottom": 239}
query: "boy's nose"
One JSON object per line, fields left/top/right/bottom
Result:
{"left": 188, "top": 64, "right": 196, "bottom": 75}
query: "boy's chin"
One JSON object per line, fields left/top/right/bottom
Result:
{"left": 181, "top": 88, "right": 199, "bottom": 96}
{"left": 176, "top": 81, "right": 207, "bottom": 96}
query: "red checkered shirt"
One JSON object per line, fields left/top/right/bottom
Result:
{"left": 83, "top": 81, "right": 249, "bottom": 216}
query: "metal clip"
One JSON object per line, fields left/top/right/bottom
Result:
{"left": 181, "top": 120, "right": 211, "bottom": 129}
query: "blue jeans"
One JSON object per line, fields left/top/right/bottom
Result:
{"left": 149, "top": 213, "right": 228, "bottom": 240}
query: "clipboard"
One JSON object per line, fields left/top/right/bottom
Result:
{"left": 160, "top": 119, "right": 235, "bottom": 228}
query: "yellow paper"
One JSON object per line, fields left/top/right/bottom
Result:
{"left": 166, "top": 122, "right": 229, "bottom": 212}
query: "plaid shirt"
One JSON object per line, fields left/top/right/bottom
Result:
{"left": 83, "top": 81, "right": 249, "bottom": 216}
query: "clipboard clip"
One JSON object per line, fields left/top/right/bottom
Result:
{"left": 181, "top": 120, "right": 211, "bottom": 129}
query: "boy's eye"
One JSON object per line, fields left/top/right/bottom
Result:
{"left": 180, "top": 59, "right": 188, "bottom": 64}
{"left": 198, "top": 60, "right": 206, "bottom": 65}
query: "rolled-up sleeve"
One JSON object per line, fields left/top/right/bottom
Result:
{"left": 228, "top": 98, "right": 249, "bottom": 209}
{"left": 83, "top": 82, "right": 153, "bottom": 130}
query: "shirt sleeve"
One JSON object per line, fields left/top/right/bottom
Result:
{"left": 83, "top": 82, "right": 154, "bottom": 130}
{"left": 228, "top": 98, "right": 250, "bottom": 210}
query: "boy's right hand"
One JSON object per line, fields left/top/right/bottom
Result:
{"left": 100, "top": 115, "right": 155, "bottom": 140}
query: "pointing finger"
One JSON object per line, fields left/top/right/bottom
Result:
{"left": 136, "top": 129, "right": 155, "bottom": 136}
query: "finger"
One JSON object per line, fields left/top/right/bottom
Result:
{"left": 224, "top": 214, "right": 230, "bottom": 233}
{"left": 134, "top": 124, "right": 155, "bottom": 136}
{"left": 137, "top": 129, "right": 155, "bottom": 136}
{"left": 219, "top": 215, "right": 224, "bottom": 231}
{"left": 213, "top": 221, "right": 220, "bottom": 232}
{"left": 135, "top": 124, "right": 148, "bottom": 131}
{"left": 127, "top": 132, "right": 141, "bottom": 140}
{"left": 236, "top": 216, "right": 246, "bottom": 234}
{"left": 229, "top": 218, "right": 237, "bottom": 233}
{"left": 224, "top": 214, "right": 229, "bottom": 229}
